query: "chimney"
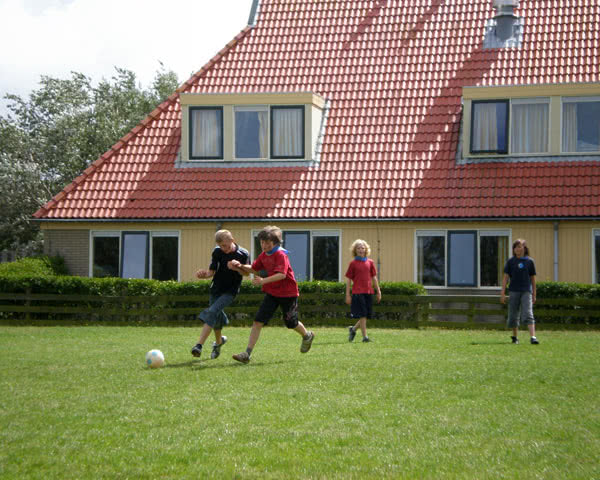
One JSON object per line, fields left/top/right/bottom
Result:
{"left": 493, "top": 0, "right": 519, "bottom": 41}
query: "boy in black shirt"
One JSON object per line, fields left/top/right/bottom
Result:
{"left": 500, "top": 238, "right": 540, "bottom": 345}
{"left": 191, "top": 230, "right": 250, "bottom": 359}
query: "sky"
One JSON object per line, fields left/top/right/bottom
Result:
{"left": 0, "top": 0, "right": 253, "bottom": 114}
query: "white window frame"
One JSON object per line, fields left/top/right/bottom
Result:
{"left": 510, "top": 97, "right": 550, "bottom": 154}
{"left": 89, "top": 230, "right": 180, "bottom": 280}
{"left": 250, "top": 228, "right": 341, "bottom": 281}
{"left": 593, "top": 229, "right": 600, "bottom": 284}
{"left": 233, "top": 105, "right": 269, "bottom": 160}
{"left": 561, "top": 96, "right": 600, "bottom": 153}
{"left": 415, "top": 229, "right": 511, "bottom": 288}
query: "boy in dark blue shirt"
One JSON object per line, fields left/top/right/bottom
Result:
{"left": 191, "top": 230, "right": 250, "bottom": 359}
{"left": 500, "top": 238, "right": 540, "bottom": 345}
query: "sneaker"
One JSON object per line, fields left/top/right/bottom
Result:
{"left": 300, "top": 331, "right": 315, "bottom": 353}
{"left": 232, "top": 351, "right": 250, "bottom": 364}
{"left": 191, "top": 344, "right": 203, "bottom": 357}
{"left": 348, "top": 326, "right": 356, "bottom": 342}
{"left": 511, "top": 336, "right": 519, "bottom": 344}
{"left": 530, "top": 337, "right": 539, "bottom": 345}
{"left": 211, "top": 335, "right": 228, "bottom": 359}
{"left": 362, "top": 337, "right": 371, "bottom": 343}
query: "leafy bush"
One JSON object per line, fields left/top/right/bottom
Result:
{"left": 0, "top": 255, "right": 68, "bottom": 276}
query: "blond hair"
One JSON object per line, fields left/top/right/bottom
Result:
{"left": 350, "top": 239, "right": 371, "bottom": 257}
{"left": 215, "top": 229, "right": 233, "bottom": 243}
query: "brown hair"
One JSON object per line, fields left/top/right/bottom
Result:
{"left": 257, "top": 226, "right": 283, "bottom": 245}
{"left": 512, "top": 238, "right": 530, "bottom": 256}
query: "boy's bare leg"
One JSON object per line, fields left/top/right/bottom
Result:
{"left": 294, "top": 322, "right": 308, "bottom": 337}
{"left": 354, "top": 317, "right": 367, "bottom": 338}
{"left": 197, "top": 323, "right": 213, "bottom": 345}
{"left": 214, "top": 329, "right": 223, "bottom": 345}
{"left": 247, "top": 321, "right": 264, "bottom": 350}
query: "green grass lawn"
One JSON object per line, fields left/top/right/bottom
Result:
{"left": 0, "top": 326, "right": 598, "bottom": 479}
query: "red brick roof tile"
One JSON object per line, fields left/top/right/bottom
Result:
{"left": 35, "top": 0, "right": 600, "bottom": 220}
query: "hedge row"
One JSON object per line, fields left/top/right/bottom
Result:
{"left": 1, "top": 257, "right": 599, "bottom": 327}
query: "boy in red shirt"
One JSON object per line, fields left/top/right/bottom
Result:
{"left": 228, "top": 225, "right": 315, "bottom": 364}
{"left": 346, "top": 239, "right": 381, "bottom": 343}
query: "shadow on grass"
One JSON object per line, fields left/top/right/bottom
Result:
{"left": 163, "top": 359, "right": 290, "bottom": 370}
{"left": 469, "top": 341, "right": 513, "bottom": 346}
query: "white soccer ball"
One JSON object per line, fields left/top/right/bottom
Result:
{"left": 145, "top": 349, "right": 165, "bottom": 368}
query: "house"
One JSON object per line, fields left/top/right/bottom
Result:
{"left": 34, "top": 0, "right": 600, "bottom": 291}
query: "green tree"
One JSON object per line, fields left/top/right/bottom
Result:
{"left": 0, "top": 66, "right": 179, "bottom": 253}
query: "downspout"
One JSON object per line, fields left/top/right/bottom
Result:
{"left": 553, "top": 221, "right": 559, "bottom": 281}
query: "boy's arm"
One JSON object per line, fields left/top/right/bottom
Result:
{"left": 372, "top": 275, "right": 382, "bottom": 303}
{"left": 253, "top": 272, "right": 286, "bottom": 286}
{"left": 196, "top": 269, "right": 215, "bottom": 279}
{"left": 531, "top": 275, "right": 536, "bottom": 304}
{"left": 345, "top": 278, "right": 352, "bottom": 305}
{"left": 228, "top": 260, "right": 255, "bottom": 276}
{"left": 500, "top": 273, "right": 509, "bottom": 303}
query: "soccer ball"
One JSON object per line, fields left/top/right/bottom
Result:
{"left": 145, "top": 349, "right": 165, "bottom": 368}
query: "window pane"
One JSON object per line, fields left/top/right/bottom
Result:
{"left": 480, "top": 235, "right": 509, "bottom": 286}
{"left": 417, "top": 236, "right": 445, "bottom": 286}
{"left": 152, "top": 236, "right": 178, "bottom": 281}
{"left": 93, "top": 236, "right": 119, "bottom": 278}
{"left": 471, "top": 101, "right": 508, "bottom": 153}
{"left": 191, "top": 108, "right": 223, "bottom": 158}
{"left": 284, "top": 232, "right": 309, "bottom": 281}
{"left": 253, "top": 235, "right": 262, "bottom": 263}
{"left": 122, "top": 233, "right": 148, "bottom": 279}
{"left": 511, "top": 102, "right": 549, "bottom": 153}
{"left": 563, "top": 101, "right": 600, "bottom": 152}
{"left": 595, "top": 234, "right": 600, "bottom": 284}
{"left": 312, "top": 236, "right": 339, "bottom": 281}
{"left": 448, "top": 231, "right": 477, "bottom": 286}
{"left": 272, "top": 107, "right": 304, "bottom": 158}
{"left": 235, "top": 109, "right": 268, "bottom": 159}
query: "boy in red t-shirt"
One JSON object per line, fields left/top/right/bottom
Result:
{"left": 346, "top": 239, "right": 381, "bottom": 343}
{"left": 228, "top": 226, "right": 315, "bottom": 364}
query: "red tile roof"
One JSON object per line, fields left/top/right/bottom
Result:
{"left": 35, "top": 0, "right": 600, "bottom": 220}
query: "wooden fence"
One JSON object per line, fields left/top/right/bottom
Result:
{"left": 2, "top": 292, "right": 600, "bottom": 328}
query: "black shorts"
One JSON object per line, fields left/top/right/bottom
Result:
{"left": 351, "top": 293, "right": 373, "bottom": 319}
{"left": 255, "top": 294, "right": 299, "bottom": 329}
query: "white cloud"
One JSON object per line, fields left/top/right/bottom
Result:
{"left": 0, "top": 0, "right": 252, "bottom": 112}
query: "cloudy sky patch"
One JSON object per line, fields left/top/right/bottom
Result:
{"left": 0, "top": 0, "right": 251, "bottom": 112}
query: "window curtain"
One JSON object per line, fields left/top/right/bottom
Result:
{"left": 497, "top": 236, "right": 509, "bottom": 286}
{"left": 562, "top": 103, "right": 578, "bottom": 152}
{"left": 472, "top": 103, "right": 499, "bottom": 151}
{"left": 192, "top": 109, "right": 221, "bottom": 157}
{"left": 511, "top": 103, "right": 549, "bottom": 153}
{"left": 273, "top": 108, "right": 302, "bottom": 157}
{"left": 258, "top": 110, "right": 268, "bottom": 158}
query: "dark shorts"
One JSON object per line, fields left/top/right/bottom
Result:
{"left": 351, "top": 293, "right": 373, "bottom": 319}
{"left": 255, "top": 294, "right": 299, "bottom": 329}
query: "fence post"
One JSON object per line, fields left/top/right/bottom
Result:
{"left": 25, "top": 287, "right": 31, "bottom": 322}
{"left": 467, "top": 301, "right": 476, "bottom": 323}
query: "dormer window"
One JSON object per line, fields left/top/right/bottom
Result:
{"left": 234, "top": 106, "right": 268, "bottom": 159}
{"left": 470, "top": 100, "right": 509, "bottom": 154}
{"left": 271, "top": 106, "right": 304, "bottom": 159}
{"left": 562, "top": 97, "right": 600, "bottom": 153}
{"left": 190, "top": 107, "right": 223, "bottom": 159}
{"left": 462, "top": 83, "right": 600, "bottom": 160}
{"left": 180, "top": 92, "right": 325, "bottom": 165}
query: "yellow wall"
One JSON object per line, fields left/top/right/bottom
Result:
{"left": 41, "top": 220, "right": 600, "bottom": 284}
